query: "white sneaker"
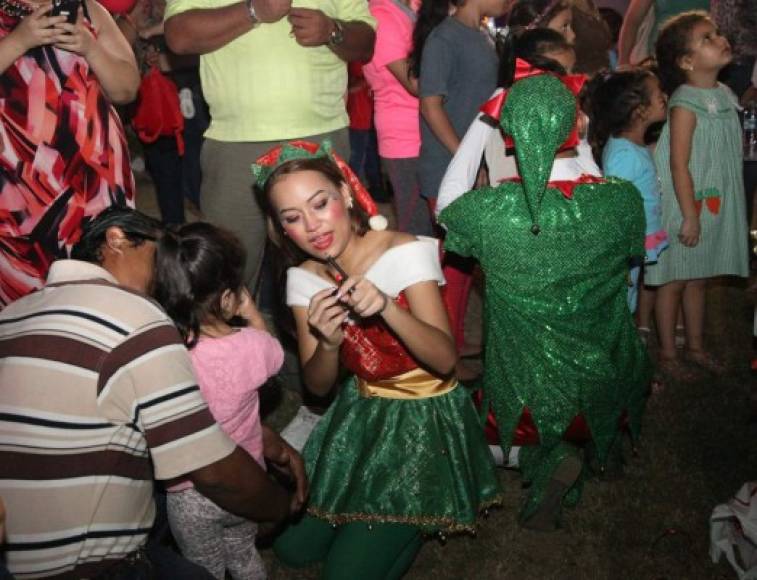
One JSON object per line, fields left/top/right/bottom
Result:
{"left": 179, "top": 88, "right": 195, "bottom": 119}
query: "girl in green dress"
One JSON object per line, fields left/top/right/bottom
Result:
{"left": 648, "top": 12, "right": 749, "bottom": 374}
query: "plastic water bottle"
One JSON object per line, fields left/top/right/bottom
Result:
{"left": 745, "top": 102, "right": 757, "bottom": 159}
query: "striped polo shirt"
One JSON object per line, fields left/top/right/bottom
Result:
{"left": 0, "top": 260, "right": 236, "bottom": 579}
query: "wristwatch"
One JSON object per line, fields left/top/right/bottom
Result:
{"left": 328, "top": 19, "right": 344, "bottom": 46}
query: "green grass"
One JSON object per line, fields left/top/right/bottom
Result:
{"left": 261, "top": 279, "right": 754, "bottom": 580}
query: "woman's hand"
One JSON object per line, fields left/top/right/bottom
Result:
{"left": 337, "top": 276, "right": 388, "bottom": 319}
{"left": 52, "top": 8, "right": 96, "bottom": 55}
{"left": 307, "top": 287, "right": 349, "bottom": 350}
{"left": 8, "top": 4, "right": 66, "bottom": 51}
{"left": 678, "top": 215, "right": 701, "bottom": 247}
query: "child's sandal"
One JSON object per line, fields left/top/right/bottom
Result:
{"left": 657, "top": 355, "right": 693, "bottom": 382}
{"left": 684, "top": 350, "right": 726, "bottom": 374}
{"left": 674, "top": 325, "right": 686, "bottom": 349}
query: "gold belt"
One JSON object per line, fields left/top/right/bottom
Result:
{"left": 357, "top": 367, "right": 457, "bottom": 400}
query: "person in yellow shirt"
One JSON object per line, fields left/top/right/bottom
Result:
{"left": 164, "top": 0, "right": 375, "bottom": 291}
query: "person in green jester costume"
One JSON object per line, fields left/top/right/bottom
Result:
{"left": 438, "top": 69, "right": 652, "bottom": 531}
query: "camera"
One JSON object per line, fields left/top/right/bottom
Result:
{"left": 50, "top": 0, "right": 80, "bottom": 24}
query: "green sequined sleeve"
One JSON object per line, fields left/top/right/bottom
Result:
{"left": 439, "top": 187, "right": 494, "bottom": 259}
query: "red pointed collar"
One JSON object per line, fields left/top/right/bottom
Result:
{"left": 480, "top": 59, "right": 587, "bottom": 153}
{"left": 500, "top": 174, "right": 606, "bottom": 199}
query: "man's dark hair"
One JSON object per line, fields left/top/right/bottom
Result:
{"left": 71, "top": 206, "right": 163, "bottom": 263}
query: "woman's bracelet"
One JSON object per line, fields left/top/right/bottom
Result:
{"left": 245, "top": 0, "right": 258, "bottom": 24}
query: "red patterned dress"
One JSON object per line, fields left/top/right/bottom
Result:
{"left": 0, "top": 1, "right": 134, "bottom": 307}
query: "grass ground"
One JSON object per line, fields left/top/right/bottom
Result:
{"left": 259, "top": 279, "right": 755, "bottom": 580}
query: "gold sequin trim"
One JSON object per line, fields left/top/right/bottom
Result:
{"left": 306, "top": 496, "right": 504, "bottom": 535}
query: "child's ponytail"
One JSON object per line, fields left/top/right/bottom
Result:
{"left": 153, "top": 229, "right": 201, "bottom": 347}
{"left": 153, "top": 223, "right": 246, "bottom": 348}
{"left": 497, "top": 27, "right": 572, "bottom": 87}
{"left": 583, "top": 68, "right": 654, "bottom": 168}
{"left": 409, "top": 0, "right": 462, "bottom": 78}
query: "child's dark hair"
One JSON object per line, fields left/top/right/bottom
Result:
{"left": 409, "top": 0, "right": 464, "bottom": 78}
{"left": 655, "top": 10, "right": 709, "bottom": 95}
{"left": 583, "top": 67, "right": 655, "bottom": 168}
{"left": 507, "top": 0, "right": 571, "bottom": 30}
{"left": 153, "top": 222, "right": 246, "bottom": 348}
{"left": 599, "top": 7, "right": 622, "bottom": 45}
{"left": 497, "top": 27, "right": 572, "bottom": 87}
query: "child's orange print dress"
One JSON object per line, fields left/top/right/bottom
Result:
{"left": 0, "top": 0, "right": 134, "bottom": 306}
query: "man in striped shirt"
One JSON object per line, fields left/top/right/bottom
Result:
{"left": 0, "top": 207, "right": 306, "bottom": 578}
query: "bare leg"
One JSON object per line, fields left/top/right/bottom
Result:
{"left": 637, "top": 269, "right": 656, "bottom": 330}
{"left": 655, "top": 280, "right": 686, "bottom": 360}
{"left": 681, "top": 278, "right": 707, "bottom": 353}
{"left": 675, "top": 305, "right": 686, "bottom": 348}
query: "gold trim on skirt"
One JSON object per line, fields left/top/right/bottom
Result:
{"left": 357, "top": 367, "right": 457, "bottom": 400}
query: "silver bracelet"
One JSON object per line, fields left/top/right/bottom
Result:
{"left": 245, "top": 0, "right": 257, "bottom": 23}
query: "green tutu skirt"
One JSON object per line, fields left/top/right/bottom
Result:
{"left": 303, "top": 377, "right": 502, "bottom": 534}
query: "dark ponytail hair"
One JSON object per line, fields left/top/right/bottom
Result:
{"left": 507, "top": 0, "right": 570, "bottom": 30}
{"left": 583, "top": 67, "right": 655, "bottom": 168}
{"left": 409, "top": 0, "right": 463, "bottom": 78}
{"left": 655, "top": 10, "right": 709, "bottom": 95}
{"left": 497, "top": 26, "right": 573, "bottom": 87}
{"left": 153, "top": 222, "right": 246, "bottom": 348}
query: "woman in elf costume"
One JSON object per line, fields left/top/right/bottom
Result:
{"left": 252, "top": 140, "right": 500, "bottom": 580}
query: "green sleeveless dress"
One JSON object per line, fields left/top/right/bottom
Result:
{"left": 646, "top": 83, "right": 749, "bottom": 285}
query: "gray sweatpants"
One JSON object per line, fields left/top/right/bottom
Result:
{"left": 382, "top": 156, "right": 435, "bottom": 236}
{"left": 167, "top": 487, "right": 265, "bottom": 580}
{"left": 200, "top": 129, "right": 350, "bottom": 293}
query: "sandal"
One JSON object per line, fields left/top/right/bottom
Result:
{"left": 684, "top": 350, "right": 726, "bottom": 373}
{"left": 650, "top": 373, "right": 665, "bottom": 395}
{"left": 657, "top": 355, "right": 695, "bottom": 382}
{"left": 637, "top": 327, "right": 651, "bottom": 347}
{"left": 674, "top": 325, "right": 686, "bottom": 350}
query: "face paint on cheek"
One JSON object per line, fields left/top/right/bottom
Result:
{"left": 327, "top": 193, "right": 348, "bottom": 222}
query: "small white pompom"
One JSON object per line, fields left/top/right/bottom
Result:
{"left": 369, "top": 214, "right": 389, "bottom": 231}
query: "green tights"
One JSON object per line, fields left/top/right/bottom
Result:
{"left": 273, "top": 515, "right": 422, "bottom": 580}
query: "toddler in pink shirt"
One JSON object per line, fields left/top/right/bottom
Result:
{"left": 154, "top": 222, "right": 284, "bottom": 580}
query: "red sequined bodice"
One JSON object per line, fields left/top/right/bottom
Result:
{"left": 340, "top": 293, "right": 419, "bottom": 382}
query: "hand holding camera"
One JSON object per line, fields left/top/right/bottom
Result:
{"left": 7, "top": 3, "right": 66, "bottom": 52}
{"left": 50, "top": 2, "right": 98, "bottom": 57}
{"left": 49, "top": 0, "right": 80, "bottom": 24}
